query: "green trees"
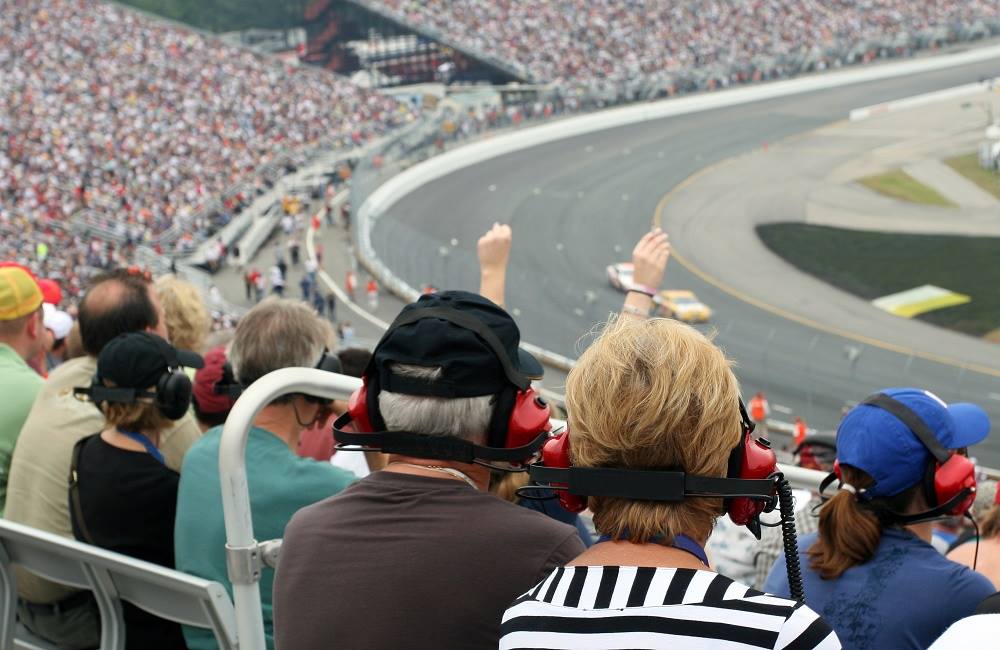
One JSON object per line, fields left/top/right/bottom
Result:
{"left": 119, "top": 0, "right": 308, "bottom": 33}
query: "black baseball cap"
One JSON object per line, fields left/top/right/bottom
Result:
{"left": 369, "top": 290, "right": 543, "bottom": 398}
{"left": 98, "top": 331, "right": 204, "bottom": 389}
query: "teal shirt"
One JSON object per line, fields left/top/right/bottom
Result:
{"left": 0, "top": 344, "right": 43, "bottom": 516}
{"left": 174, "top": 425, "right": 356, "bottom": 649}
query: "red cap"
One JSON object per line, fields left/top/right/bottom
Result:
{"left": 193, "top": 346, "right": 238, "bottom": 415}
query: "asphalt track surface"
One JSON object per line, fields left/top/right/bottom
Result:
{"left": 372, "top": 58, "right": 1000, "bottom": 465}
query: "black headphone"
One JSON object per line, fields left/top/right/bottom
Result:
{"left": 216, "top": 350, "right": 343, "bottom": 401}
{"left": 74, "top": 337, "right": 193, "bottom": 421}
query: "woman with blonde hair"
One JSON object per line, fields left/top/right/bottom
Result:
{"left": 155, "top": 275, "right": 211, "bottom": 355}
{"left": 71, "top": 331, "right": 203, "bottom": 649}
{"left": 501, "top": 316, "right": 837, "bottom": 649}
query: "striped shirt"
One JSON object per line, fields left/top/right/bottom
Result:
{"left": 500, "top": 566, "right": 840, "bottom": 649}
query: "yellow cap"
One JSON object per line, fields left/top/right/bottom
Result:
{"left": 0, "top": 267, "right": 44, "bottom": 321}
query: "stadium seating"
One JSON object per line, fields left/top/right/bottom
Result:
{"left": 0, "top": 519, "right": 237, "bottom": 650}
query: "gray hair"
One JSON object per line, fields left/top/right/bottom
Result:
{"left": 379, "top": 364, "right": 494, "bottom": 443}
{"left": 229, "top": 298, "right": 331, "bottom": 387}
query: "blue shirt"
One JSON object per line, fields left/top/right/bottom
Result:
{"left": 174, "top": 426, "right": 356, "bottom": 649}
{"left": 764, "top": 529, "right": 994, "bottom": 650}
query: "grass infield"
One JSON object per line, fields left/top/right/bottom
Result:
{"left": 944, "top": 153, "right": 1000, "bottom": 201}
{"left": 857, "top": 169, "right": 956, "bottom": 207}
{"left": 756, "top": 223, "right": 1000, "bottom": 338}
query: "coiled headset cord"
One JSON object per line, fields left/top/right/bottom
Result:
{"left": 775, "top": 474, "right": 805, "bottom": 602}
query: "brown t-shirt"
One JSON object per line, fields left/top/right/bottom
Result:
{"left": 273, "top": 470, "right": 586, "bottom": 650}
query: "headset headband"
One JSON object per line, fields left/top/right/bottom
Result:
{"left": 863, "top": 393, "right": 950, "bottom": 464}
{"left": 528, "top": 465, "right": 777, "bottom": 502}
{"left": 74, "top": 385, "right": 157, "bottom": 404}
{"left": 332, "top": 412, "right": 546, "bottom": 463}
{"left": 373, "top": 307, "right": 531, "bottom": 391}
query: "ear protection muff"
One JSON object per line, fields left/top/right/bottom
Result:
{"left": 528, "top": 399, "right": 778, "bottom": 537}
{"left": 860, "top": 393, "right": 976, "bottom": 518}
{"left": 154, "top": 367, "right": 194, "bottom": 420}
{"left": 333, "top": 374, "right": 552, "bottom": 466}
{"left": 331, "top": 305, "right": 552, "bottom": 466}
{"left": 76, "top": 367, "right": 192, "bottom": 421}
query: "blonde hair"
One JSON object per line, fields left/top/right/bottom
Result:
{"left": 99, "top": 382, "right": 174, "bottom": 435}
{"left": 155, "top": 276, "right": 211, "bottom": 354}
{"left": 565, "top": 316, "right": 741, "bottom": 544}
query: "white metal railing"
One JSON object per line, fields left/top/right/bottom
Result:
{"left": 219, "top": 368, "right": 362, "bottom": 650}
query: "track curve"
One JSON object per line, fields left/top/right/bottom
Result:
{"left": 372, "top": 58, "right": 1000, "bottom": 464}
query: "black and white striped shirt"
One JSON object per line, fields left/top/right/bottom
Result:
{"left": 500, "top": 566, "right": 840, "bottom": 649}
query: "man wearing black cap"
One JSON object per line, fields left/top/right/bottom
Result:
{"left": 273, "top": 290, "right": 585, "bottom": 650}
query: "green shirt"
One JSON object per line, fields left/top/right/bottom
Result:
{"left": 174, "top": 425, "right": 356, "bottom": 649}
{"left": 0, "top": 344, "right": 43, "bottom": 516}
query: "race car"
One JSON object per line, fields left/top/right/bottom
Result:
{"left": 606, "top": 262, "right": 635, "bottom": 291}
{"left": 656, "top": 290, "right": 713, "bottom": 322}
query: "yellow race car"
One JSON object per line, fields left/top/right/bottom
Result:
{"left": 656, "top": 290, "right": 712, "bottom": 322}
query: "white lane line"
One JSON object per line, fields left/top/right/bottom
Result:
{"left": 989, "top": 393, "right": 1000, "bottom": 401}
{"left": 305, "top": 196, "right": 389, "bottom": 331}
{"left": 773, "top": 404, "right": 793, "bottom": 414}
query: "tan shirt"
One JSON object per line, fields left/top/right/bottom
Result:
{"left": 5, "top": 355, "right": 201, "bottom": 603}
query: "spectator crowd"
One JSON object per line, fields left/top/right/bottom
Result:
{"left": 369, "top": 0, "right": 1000, "bottom": 97}
{"left": 0, "top": 0, "right": 415, "bottom": 305}
{"left": 0, "top": 222, "right": 998, "bottom": 649}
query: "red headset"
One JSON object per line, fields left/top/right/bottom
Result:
{"left": 833, "top": 393, "right": 976, "bottom": 518}
{"left": 332, "top": 309, "right": 552, "bottom": 466}
{"left": 527, "top": 399, "right": 779, "bottom": 538}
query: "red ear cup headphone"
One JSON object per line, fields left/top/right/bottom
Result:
{"left": 929, "top": 453, "right": 977, "bottom": 515}
{"left": 334, "top": 375, "right": 552, "bottom": 465}
{"left": 859, "top": 393, "right": 977, "bottom": 518}
{"left": 534, "top": 399, "right": 778, "bottom": 534}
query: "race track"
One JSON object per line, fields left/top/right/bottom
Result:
{"left": 371, "top": 58, "right": 1000, "bottom": 464}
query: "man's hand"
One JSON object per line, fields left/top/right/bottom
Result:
{"left": 631, "top": 228, "right": 670, "bottom": 290}
{"left": 478, "top": 222, "right": 512, "bottom": 307}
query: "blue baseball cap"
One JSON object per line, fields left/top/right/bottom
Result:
{"left": 836, "top": 387, "right": 990, "bottom": 497}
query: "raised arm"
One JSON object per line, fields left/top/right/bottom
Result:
{"left": 622, "top": 228, "right": 670, "bottom": 319}
{"left": 477, "top": 222, "right": 512, "bottom": 307}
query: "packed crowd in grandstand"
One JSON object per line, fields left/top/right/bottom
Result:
{"left": 0, "top": 0, "right": 415, "bottom": 302}
{"left": 372, "top": 0, "right": 1000, "bottom": 93}
{"left": 2, "top": 0, "right": 1000, "bottom": 648}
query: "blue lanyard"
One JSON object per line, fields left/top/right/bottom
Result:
{"left": 597, "top": 532, "right": 709, "bottom": 567}
{"left": 118, "top": 429, "right": 166, "bottom": 465}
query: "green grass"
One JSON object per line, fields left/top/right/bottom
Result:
{"left": 857, "top": 169, "right": 956, "bottom": 207}
{"left": 944, "top": 153, "right": 1000, "bottom": 200}
{"left": 756, "top": 223, "right": 1000, "bottom": 338}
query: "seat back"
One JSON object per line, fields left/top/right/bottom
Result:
{"left": 0, "top": 520, "right": 236, "bottom": 650}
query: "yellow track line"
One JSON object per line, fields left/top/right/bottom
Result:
{"left": 652, "top": 152, "right": 1000, "bottom": 380}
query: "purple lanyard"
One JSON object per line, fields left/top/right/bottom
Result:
{"left": 597, "top": 532, "right": 709, "bottom": 567}
{"left": 118, "top": 429, "right": 166, "bottom": 465}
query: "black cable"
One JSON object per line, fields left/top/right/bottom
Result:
{"left": 968, "top": 513, "right": 980, "bottom": 571}
{"left": 775, "top": 474, "right": 805, "bottom": 602}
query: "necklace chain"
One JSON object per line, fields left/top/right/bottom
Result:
{"left": 391, "top": 462, "right": 478, "bottom": 490}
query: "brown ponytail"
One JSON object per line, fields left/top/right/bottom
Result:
{"left": 808, "top": 465, "right": 921, "bottom": 579}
